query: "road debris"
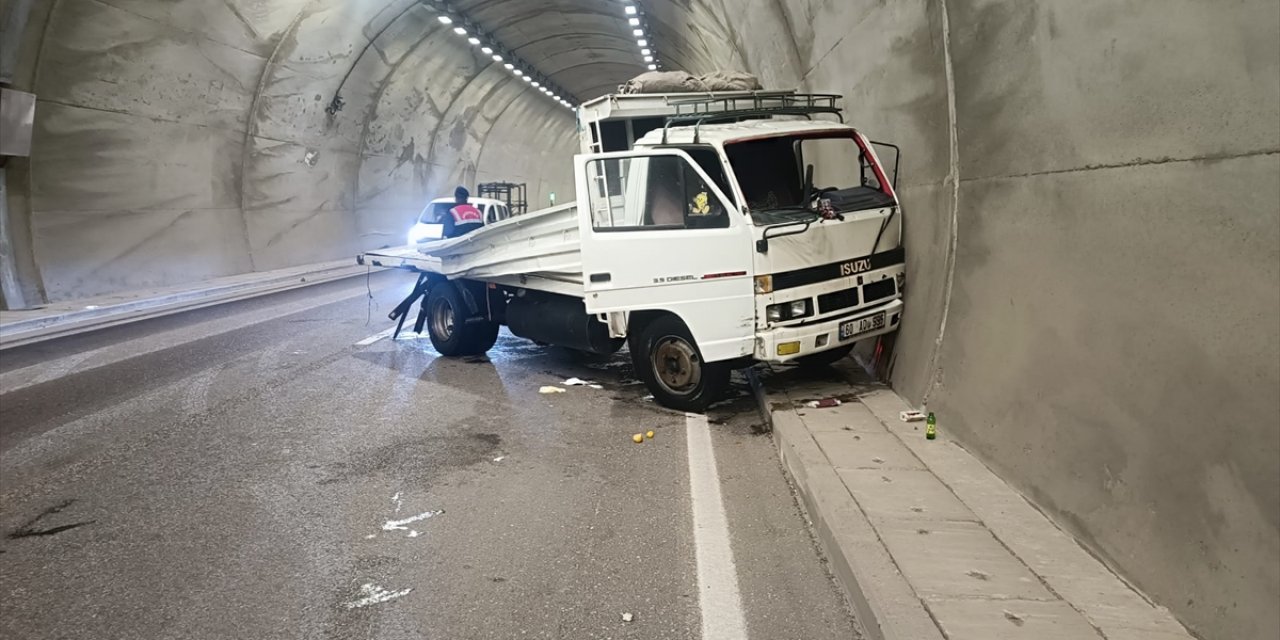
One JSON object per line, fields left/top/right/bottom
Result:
{"left": 391, "top": 492, "right": 403, "bottom": 512}
{"left": 563, "top": 377, "right": 604, "bottom": 389}
{"left": 539, "top": 386, "right": 567, "bottom": 394}
{"left": 345, "top": 583, "right": 413, "bottom": 609}
{"left": 900, "top": 410, "right": 926, "bottom": 422}
{"left": 622, "top": 613, "right": 634, "bottom": 622}
{"left": 493, "top": 456, "right": 506, "bottom": 462}
{"left": 805, "top": 398, "right": 842, "bottom": 408}
{"left": 383, "top": 510, "right": 444, "bottom": 534}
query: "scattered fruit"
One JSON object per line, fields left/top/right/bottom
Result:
{"left": 632, "top": 433, "right": 644, "bottom": 444}
{"left": 645, "top": 430, "right": 655, "bottom": 439}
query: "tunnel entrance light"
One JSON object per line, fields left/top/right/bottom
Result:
{"left": 641, "top": 48, "right": 650, "bottom": 56}
{"left": 648, "top": 64, "right": 657, "bottom": 70}
{"left": 637, "top": 39, "right": 647, "bottom": 47}
{"left": 504, "top": 63, "right": 514, "bottom": 70}
{"left": 468, "top": 37, "right": 481, "bottom": 45}
{"left": 482, "top": 46, "right": 493, "bottom": 54}
{"left": 453, "top": 27, "right": 467, "bottom": 35}
{"left": 632, "top": 28, "right": 643, "bottom": 36}
{"left": 437, "top": 15, "right": 453, "bottom": 24}
{"left": 625, "top": 6, "right": 637, "bottom": 15}
{"left": 629, "top": 18, "right": 640, "bottom": 26}
{"left": 643, "top": 56, "right": 653, "bottom": 63}
{"left": 492, "top": 54, "right": 503, "bottom": 62}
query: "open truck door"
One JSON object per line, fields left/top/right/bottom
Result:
{"left": 574, "top": 148, "right": 755, "bottom": 365}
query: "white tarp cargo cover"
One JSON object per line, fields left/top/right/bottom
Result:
{"left": 617, "top": 70, "right": 762, "bottom": 95}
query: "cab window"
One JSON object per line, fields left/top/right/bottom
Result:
{"left": 585, "top": 155, "right": 730, "bottom": 231}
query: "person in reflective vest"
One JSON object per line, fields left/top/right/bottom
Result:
{"left": 444, "top": 186, "right": 484, "bottom": 238}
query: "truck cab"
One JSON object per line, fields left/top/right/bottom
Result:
{"left": 574, "top": 92, "right": 904, "bottom": 395}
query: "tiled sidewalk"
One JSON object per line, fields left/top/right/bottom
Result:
{"left": 766, "top": 373, "right": 1193, "bottom": 640}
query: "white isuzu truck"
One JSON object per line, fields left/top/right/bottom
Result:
{"left": 359, "top": 91, "right": 906, "bottom": 411}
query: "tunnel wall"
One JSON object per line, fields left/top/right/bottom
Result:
{"left": 649, "top": 1, "right": 1280, "bottom": 638}
{"left": 4, "top": 0, "right": 577, "bottom": 301}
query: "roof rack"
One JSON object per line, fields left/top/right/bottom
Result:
{"left": 661, "top": 92, "right": 844, "bottom": 143}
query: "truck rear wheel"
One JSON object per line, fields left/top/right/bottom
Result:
{"left": 630, "top": 315, "right": 729, "bottom": 413}
{"left": 426, "top": 283, "right": 498, "bottom": 356}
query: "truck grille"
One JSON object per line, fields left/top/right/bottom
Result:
{"left": 863, "top": 279, "right": 896, "bottom": 304}
{"left": 818, "top": 288, "right": 859, "bottom": 314}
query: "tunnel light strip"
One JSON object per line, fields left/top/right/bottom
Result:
{"left": 622, "top": 3, "right": 660, "bottom": 73}
{"left": 424, "top": 0, "right": 578, "bottom": 110}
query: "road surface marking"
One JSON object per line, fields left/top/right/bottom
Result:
{"left": 355, "top": 327, "right": 396, "bottom": 346}
{"left": 344, "top": 583, "right": 412, "bottom": 609}
{"left": 382, "top": 510, "right": 443, "bottom": 531}
{"left": 685, "top": 412, "right": 748, "bottom": 640}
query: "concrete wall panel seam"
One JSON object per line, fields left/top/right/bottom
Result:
{"left": 236, "top": 8, "right": 311, "bottom": 272}
{"left": 923, "top": 0, "right": 960, "bottom": 408}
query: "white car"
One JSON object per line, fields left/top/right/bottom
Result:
{"left": 407, "top": 196, "right": 512, "bottom": 244}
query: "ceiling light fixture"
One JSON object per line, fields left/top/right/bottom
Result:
{"left": 429, "top": 3, "right": 574, "bottom": 109}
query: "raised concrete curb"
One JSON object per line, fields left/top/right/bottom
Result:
{"left": 0, "top": 259, "right": 377, "bottom": 349}
{"left": 767, "top": 372, "right": 1195, "bottom": 640}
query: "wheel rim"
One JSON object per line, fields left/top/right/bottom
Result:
{"left": 652, "top": 336, "right": 702, "bottom": 396}
{"left": 430, "top": 298, "right": 456, "bottom": 342}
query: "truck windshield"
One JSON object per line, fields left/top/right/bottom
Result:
{"left": 724, "top": 133, "right": 895, "bottom": 224}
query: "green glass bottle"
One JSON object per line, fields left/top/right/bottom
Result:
{"left": 925, "top": 412, "right": 937, "bottom": 440}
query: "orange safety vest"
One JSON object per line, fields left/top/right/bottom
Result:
{"left": 450, "top": 204, "right": 483, "bottom": 224}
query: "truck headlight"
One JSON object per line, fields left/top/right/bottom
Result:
{"left": 766, "top": 299, "right": 812, "bottom": 322}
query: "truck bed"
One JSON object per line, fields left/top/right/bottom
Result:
{"left": 360, "top": 202, "right": 586, "bottom": 297}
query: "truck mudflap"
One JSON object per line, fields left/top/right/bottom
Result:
{"left": 756, "top": 299, "right": 904, "bottom": 362}
{"left": 387, "top": 275, "right": 492, "bottom": 340}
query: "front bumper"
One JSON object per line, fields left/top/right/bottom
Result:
{"left": 755, "top": 299, "right": 904, "bottom": 362}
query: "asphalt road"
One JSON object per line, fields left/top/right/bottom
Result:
{"left": 0, "top": 271, "right": 861, "bottom": 640}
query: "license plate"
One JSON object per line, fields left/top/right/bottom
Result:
{"left": 839, "top": 313, "right": 885, "bottom": 340}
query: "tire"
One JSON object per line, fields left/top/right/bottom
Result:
{"left": 629, "top": 315, "right": 730, "bottom": 413}
{"left": 795, "top": 343, "right": 855, "bottom": 368}
{"left": 425, "top": 283, "right": 498, "bottom": 356}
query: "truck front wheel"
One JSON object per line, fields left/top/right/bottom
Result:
{"left": 630, "top": 315, "right": 729, "bottom": 413}
{"left": 426, "top": 283, "right": 498, "bottom": 356}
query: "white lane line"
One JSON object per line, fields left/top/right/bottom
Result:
{"left": 685, "top": 412, "right": 748, "bottom": 640}
{"left": 355, "top": 327, "right": 395, "bottom": 346}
